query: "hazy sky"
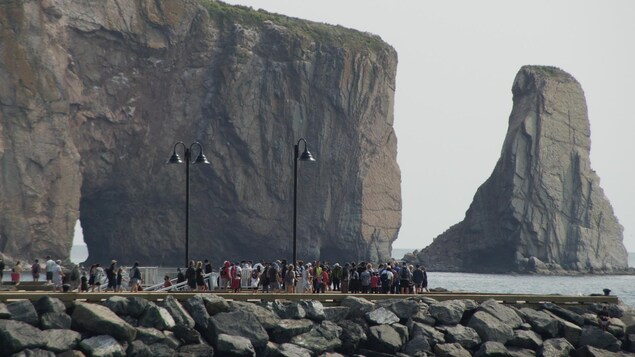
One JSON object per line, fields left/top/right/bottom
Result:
{"left": 215, "top": 1, "right": 635, "bottom": 252}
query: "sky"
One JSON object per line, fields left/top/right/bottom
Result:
{"left": 66, "top": 2, "right": 634, "bottom": 254}
{"left": 216, "top": 0, "right": 635, "bottom": 253}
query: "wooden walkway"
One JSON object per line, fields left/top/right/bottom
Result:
{"left": 0, "top": 289, "right": 618, "bottom": 306}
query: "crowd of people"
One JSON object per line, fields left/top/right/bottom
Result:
{"left": 210, "top": 259, "right": 429, "bottom": 294}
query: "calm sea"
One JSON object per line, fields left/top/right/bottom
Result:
{"left": 66, "top": 246, "right": 635, "bottom": 306}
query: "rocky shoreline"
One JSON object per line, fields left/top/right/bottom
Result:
{"left": 0, "top": 294, "right": 634, "bottom": 356}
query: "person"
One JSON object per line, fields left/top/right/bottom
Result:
{"left": 204, "top": 259, "right": 213, "bottom": 290}
{"left": 0, "top": 258, "right": 4, "bottom": 283}
{"left": 260, "top": 263, "right": 271, "bottom": 293}
{"left": 340, "top": 263, "right": 349, "bottom": 293}
{"left": 31, "top": 259, "right": 41, "bottom": 281}
{"left": 598, "top": 305, "right": 611, "bottom": 331}
{"left": 185, "top": 260, "right": 196, "bottom": 291}
{"left": 412, "top": 264, "right": 424, "bottom": 293}
{"left": 267, "top": 261, "right": 279, "bottom": 292}
{"left": 176, "top": 268, "right": 185, "bottom": 285}
{"left": 105, "top": 260, "right": 117, "bottom": 292}
{"left": 196, "top": 261, "right": 207, "bottom": 291}
{"left": 370, "top": 272, "right": 379, "bottom": 293}
{"left": 164, "top": 275, "right": 173, "bottom": 288}
{"left": 230, "top": 262, "right": 242, "bottom": 293}
{"left": 320, "top": 267, "right": 329, "bottom": 294}
{"left": 116, "top": 267, "right": 123, "bottom": 292}
{"left": 94, "top": 264, "right": 105, "bottom": 292}
{"left": 88, "top": 264, "right": 97, "bottom": 291}
{"left": 331, "top": 263, "right": 342, "bottom": 291}
{"left": 285, "top": 264, "right": 296, "bottom": 293}
{"left": 360, "top": 265, "right": 371, "bottom": 294}
{"left": 130, "top": 262, "right": 142, "bottom": 292}
{"left": 421, "top": 266, "right": 429, "bottom": 292}
{"left": 80, "top": 271, "right": 89, "bottom": 292}
{"left": 219, "top": 261, "right": 231, "bottom": 290}
{"left": 250, "top": 266, "right": 261, "bottom": 289}
{"left": 45, "top": 256, "right": 55, "bottom": 283}
{"left": 51, "top": 260, "right": 64, "bottom": 292}
{"left": 11, "top": 261, "right": 23, "bottom": 284}
{"left": 380, "top": 267, "right": 393, "bottom": 294}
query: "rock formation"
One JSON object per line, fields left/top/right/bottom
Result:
{"left": 417, "top": 66, "right": 627, "bottom": 273}
{"left": 0, "top": 1, "right": 400, "bottom": 266}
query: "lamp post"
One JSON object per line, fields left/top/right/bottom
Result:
{"left": 293, "top": 138, "right": 316, "bottom": 269}
{"left": 167, "top": 141, "right": 210, "bottom": 268}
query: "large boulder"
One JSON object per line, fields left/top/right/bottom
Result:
{"left": 0, "top": 0, "right": 400, "bottom": 267}
{"left": 440, "top": 324, "right": 481, "bottom": 349}
{"left": 0, "top": 319, "right": 47, "bottom": 355}
{"left": 428, "top": 300, "right": 466, "bottom": 325}
{"left": 289, "top": 320, "right": 343, "bottom": 355}
{"left": 340, "top": 296, "right": 375, "bottom": 319}
{"left": 39, "top": 312, "right": 71, "bottom": 330}
{"left": 162, "top": 295, "right": 195, "bottom": 329}
{"left": 71, "top": 302, "right": 137, "bottom": 341}
{"left": 417, "top": 66, "right": 628, "bottom": 273}
{"left": 138, "top": 303, "right": 176, "bottom": 330}
{"left": 367, "top": 324, "right": 404, "bottom": 354}
{"left": 539, "top": 338, "right": 573, "bottom": 357}
{"left": 434, "top": 342, "right": 472, "bottom": 357}
{"left": 365, "top": 307, "right": 400, "bottom": 325}
{"left": 6, "top": 301, "right": 39, "bottom": 326}
{"left": 478, "top": 299, "right": 523, "bottom": 328}
{"left": 79, "top": 335, "right": 126, "bottom": 357}
{"left": 215, "top": 333, "right": 255, "bottom": 357}
{"left": 267, "top": 319, "right": 314, "bottom": 344}
{"left": 578, "top": 326, "right": 621, "bottom": 352}
{"left": 208, "top": 310, "right": 269, "bottom": 351}
{"left": 228, "top": 301, "right": 280, "bottom": 329}
{"left": 42, "top": 329, "right": 82, "bottom": 353}
{"left": 468, "top": 310, "right": 514, "bottom": 344}
{"left": 519, "top": 308, "right": 560, "bottom": 338}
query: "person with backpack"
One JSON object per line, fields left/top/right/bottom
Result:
{"left": 185, "top": 260, "right": 196, "bottom": 291}
{"left": 380, "top": 267, "right": 393, "bottom": 294}
{"left": 130, "top": 262, "right": 142, "bottom": 292}
{"left": 412, "top": 264, "right": 425, "bottom": 293}
{"left": 399, "top": 262, "right": 412, "bottom": 294}
{"left": 31, "top": 259, "right": 41, "bottom": 281}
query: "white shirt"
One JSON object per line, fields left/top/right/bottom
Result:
{"left": 46, "top": 259, "right": 56, "bottom": 272}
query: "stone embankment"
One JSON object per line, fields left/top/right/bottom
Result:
{"left": 0, "top": 294, "right": 634, "bottom": 356}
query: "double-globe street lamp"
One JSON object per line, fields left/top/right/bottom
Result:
{"left": 293, "top": 138, "right": 316, "bottom": 268}
{"left": 167, "top": 141, "right": 210, "bottom": 268}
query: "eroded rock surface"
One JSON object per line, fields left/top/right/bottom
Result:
{"left": 0, "top": 0, "right": 400, "bottom": 265}
{"left": 417, "top": 66, "right": 627, "bottom": 273}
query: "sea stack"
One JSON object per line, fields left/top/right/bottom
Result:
{"left": 417, "top": 66, "right": 628, "bottom": 273}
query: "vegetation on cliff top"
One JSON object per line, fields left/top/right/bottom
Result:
{"left": 199, "top": 0, "right": 392, "bottom": 53}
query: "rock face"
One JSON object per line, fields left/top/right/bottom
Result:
{"left": 0, "top": 0, "right": 400, "bottom": 265}
{"left": 417, "top": 66, "right": 627, "bottom": 273}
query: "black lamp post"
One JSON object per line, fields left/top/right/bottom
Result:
{"left": 293, "top": 138, "right": 316, "bottom": 269}
{"left": 167, "top": 141, "right": 210, "bottom": 268}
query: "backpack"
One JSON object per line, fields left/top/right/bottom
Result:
{"left": 380, "top": 270, "right": 389, "bottom": 285}
{"left": 400, "top": 267, "right": 410, "bottom": 280}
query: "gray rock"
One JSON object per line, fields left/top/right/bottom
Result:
{"left": 148, "top": 342, "right": 176, "bottom": 357}
{"left": 468, "top": 310, "right": 514, "bottom": 344}
{"left": 578, "top": 326, "right": 621, "bottom": 352}
{"left": 367, "top": 324, "right": 404, "bottom": 354}
{"left": 519, "top": 308, "right": 560, "bottom": 338}
{"left": 298, "top": 300, "right": 326, "bottom": 322}
{"left": 428, "top": 300, "right": 466, "bottom": 325}
{"left": 626, "top": 333, "right": 635, "bottom": 353}
{"left": 404, "top": 335, "right": 432, "bottom": 356}
{"left": 127, "top": 297, "right": 150, "bottom": 318}
{"left": 9, "top": 349, "right": 56, "bottom": 357}
{"left": 323, "top": 306, "right": 350, "bottom": 322}
{"left": 478, "top": 299, "right": 523, "bottom": 328}
{"left": 163, "top": 330, "right": 182, "bottom": 349}
{"left": 79, "top": 335, "right": 126, "bottom": 357}
{"left": 136, "top": 327, "right": 166, "bottom": 345}
{"left": 183, "top": 295, "right": 211, "bottom": 331}
{"left": 176, "top": 343, "right": 215, "bottom": 357}
{"left": 336, "top": 320, "right": 367, "bottom": 354}
{"left": 39, "top": 312, "right": 71, "bottom": 330}
{"left": 441, "top": 324, "right": 481, "bottom": 349}
{"left": 0, "top": 319, "right": 46, "bottom": 355}
{"left": 475, "top": 341, "right": 513, "bottom": 357}
{"left": 127, "top": 340, "right": 152, "bottom": 357}
{"left": 34, "top": 296, "right": 66, "bottom": 315}
{"left": 56, "top": 351, "right": 87, "bottom": 357}
{"left": 434, "top": 342, "right": 472, "bottom": 357}
{"left": 208, "top": 310, "right": 269, "bottom": 351}
{"left": 162, "top": 295, "right": 195, "bottom": 329}
{"left": 229, "top": 301, "right": 280, "bottom": 329}
{"left": 376, "top": 299, "right": 420, "bottom": 320}
{"left": 541, "top": 303, "right": 585, "bottom": 326}
{"left": 507, "top": 329, "right": 543, "bottom": 350}
{"left": 417, "top": 66, "right": 628, "bottom": 273}
{"left": 42, "top": 328, "right": 81, "bottom": 352}
{"left": 290, "top": 321, "right": 342, "bottom": 354}
{"left": 411, "top": 321, "right": 445, "bottom": 345}
{"left": 340, "top": 296, "right": 375, "bottom": 319}
{"left": 201, "top": 294, "right": 230, "bottom": 316}
{"left": 71, "top": 302, "right": 137, "bottom": 341}
{"left": 365, "top": 306, "right": 400, "bottom": 325}
{"left": 0, "top": 302, "right": 10, "bottom": 319}
{"left": 543, "top": 310, "right": 582, "bottom": 346}
{"left": 7, "top": 300, "right": 39, "bottom": 326}
{"left": 573, "top": 345, "right": 621, "bottom": 357}
{"left": 104, "top": 296, "right": 130, "bottom": 316}
{"left": 268, "top": 319, "right": 314, "bottom": 344}
{"left": 508, "top": 347, "right": 537, "bottom": 357}
{"left": 274, "top": 343, "right": 313, "bottom": 357}
{"left": 539, "top": 338, "right": 573, "bottom": 357}
{"left": 272, "top": 301, "right": 306, "bottom": 320}
{"left": 138, "top": 303, "right": 176, "bottom": 330}
{"left": 216, "top": 333, "right": 255, "bottom": 356}
{"left": 172, "top": 325, "right": 203, "bottom": 345}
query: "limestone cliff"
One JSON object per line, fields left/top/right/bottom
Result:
{"left": 0, "top": 0, "right": 400, "bottom": 266}
{"left": 416, "top": 66, "right": 627, "bottom": 273}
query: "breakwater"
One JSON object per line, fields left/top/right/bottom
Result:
{"left": 0, "top": 293, "right": 634, "bottom": 356}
